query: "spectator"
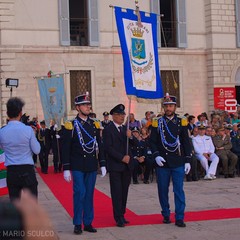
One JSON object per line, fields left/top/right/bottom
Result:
{"left": 210, "top": 114, "right": 221, "bottom": 130}
{"left": 140, "top": 127, "right": 154, "bottom": 183}
{"left": 230, "top": 123, "right": 238, "bottom": 138}
{"left": 231, "top": 125, "right": 240, "bottom": 174}
{"left": 196, "top": 113, "right": 208, "bottom": 127}
{"left": 224, "top": 124, "right": 232, "bottom": 137}
{"left": 230, "top": 112, "right": 240, "bottom": 125}
{"left": 38, "top": 120, "right": 52, "bottom": 174}
{"left": 192, "top": 125, "right": 219, "bottom": 180}
{"left": 125, "top": 113, "right": 141, "bottom": 129}
{"left": 205, "top": 126, "right": 213, "bottom": 137}
{"left": 187, "top": 115, "right": 196, "bottom": 134}
{"left": 141, "top": 111, "right": 151, "bottom": 128}
{"left": 50, "top": 120, "right": 62, "bottom": 173}
{"left": 187, "top": 130, "right": 199, "bottom": 182}
{"left": 0, "top": 97, "right": 40, "bottom": 201}
{"left": 212, "top": 127, "right": 238, "bottom": 178}
{"left": 191, "top": 126, "right": 199, "bottom": 137}
{"left": 130, "top": 127, "right": 146, "bottom": 184}
{"left": 101, "top": 111, "right": 112, "bottom": 129}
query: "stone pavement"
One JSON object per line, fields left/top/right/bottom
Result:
{"left": 37, "top": 172, "right": 240, "bottom": 240}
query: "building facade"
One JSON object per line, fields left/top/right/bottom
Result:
{"left": 0, "top": 0, "right": 240, "bottom": 125}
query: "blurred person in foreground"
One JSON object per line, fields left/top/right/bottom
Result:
{"left": 0, "top": 190, "right": 58, "bottom": 240}
{"left": 0, "top": 97, "right": 40, "bottom": 201}
{"left": 150, "top": 93, "right": 192, "bottom": 227}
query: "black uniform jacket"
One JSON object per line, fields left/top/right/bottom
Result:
{"left": 62, "top": 115, "right": 105, "bottom": 172}
{"left": 150, "top": 114, "right": 192, "bottom": 168}
{"left": 38, "top": 128, "right": 52, "bottom": 151}
{"left": 103, "top": 121, "right": 134, "bottom": 172}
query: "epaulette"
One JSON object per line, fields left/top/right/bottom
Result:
{"left": 91, "top": 118, "right": 101, "bottom": 129}
{"left": 152, "top": 117, "right": 161, "bottom": 128}
{"left": 64, "top": 121, "right": 73, "bottom": 130}
{"left": 180, "top": 116, "right": 188, "bottom": 126}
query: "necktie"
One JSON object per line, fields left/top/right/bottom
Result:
{"left": 118, "top": 126, "right": 123, "bottom": 133}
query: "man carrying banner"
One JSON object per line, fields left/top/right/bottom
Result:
{"left": 102, "top": 104, "right": 134, "bottom": 227}
{"left": 150, "top": 94, "right": 192, "bottom": 227}
{"left": 61, "top": 93, "right": 106, "bottom": 235}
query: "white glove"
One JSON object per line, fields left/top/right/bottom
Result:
{"left": 101, "top": 166, "right": 107, "bottom": 177}
{"left": 184, "top": 163, "right": 191, "bottom": 174}
{"left": 54, "top": 124, "right": 58, "bottom": 130}
{"left": 56, "top": 134, "right": 60, "bottom": 139}
{"left": 155, "top": 156, "right": 166, "bottom": 167}
{"left": 63, "top": 170, "right": 71, "bottom": 182}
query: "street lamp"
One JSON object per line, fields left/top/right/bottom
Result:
{"left": 5, "top": 78, "right": 19, "bottom": 97}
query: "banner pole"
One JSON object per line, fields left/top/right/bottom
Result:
{"left": 126, "top": 97, "right": 131, "bottom": 155}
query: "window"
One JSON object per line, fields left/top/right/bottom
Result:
{"left": 150, "top": 0, "right": 187, "bottom": 48}
{"left": 59, "top": 0, "right": 99, "bottom": 46}
{"left": 160, "top": 0, "right": 177, "bottom": 47}
{"left": 69, "top": 0, "right": 88, "bottom": 46}
{"left": 70, "top": 70, "right": 92, "bottom": 110}
{"left": 160, "top": 70, "right": 180, "bottom": 107}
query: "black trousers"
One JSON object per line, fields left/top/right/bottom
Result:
{"left": 52, "top": 140, "right": 62, "bottom": 171}
{"left": 39, "top": 147, "right": 49, "bottom": 173}
{"left": 132, "top": 156, "right": 154, "bottom": 182}
{"left": 6, "top": 165, "right": 38, "bottom": 201}
{"left": 109, "top": 170, "right": 131, "bottom": 223}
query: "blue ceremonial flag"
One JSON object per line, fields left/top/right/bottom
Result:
{"left": 37, "top": 75, "right": 66, "bottom": 127}
{"left": 115, "top": 6, "right": 163, "bottom": 101}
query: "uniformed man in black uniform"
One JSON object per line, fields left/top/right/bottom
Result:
{"left": 38, "top": 120, "right": 52, "bottom": 174}
{"left": 130, "top": 127, "right": 147, "bottom": 184}
{"left": 150, "top": 93, "right": 192, "bottom": 227}
{"left": 62, "top": 93, "right": 106, "bottom": 235}
{"left": 101, "top": 111, "right": 112, "bottom": 129}
{"left": 102, "top": 104, "right": 134, "bottom": 227}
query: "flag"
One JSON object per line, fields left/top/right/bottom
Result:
{"left": 0, "top": 149, "right": 8, "bottom": 196}
{"left": 37, "top": 74, "right": 67, "bottom": 127}
{"left": 115, "top": 6, "right": 163, "bottom": 102}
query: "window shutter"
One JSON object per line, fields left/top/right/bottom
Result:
{"left": 88, "top": 0, "right": 99, "bottom": 46}
{"left": 59, "top": 0, "right": 70, "bottom": 46}
{"left": 150, "top": 0, "right": 161, "bottom": 47}
{"left": 236, "top": 0, "right": 240, "bottom": 47}
{"left": 176, "top": 0, "right": 187, "bottom": 48}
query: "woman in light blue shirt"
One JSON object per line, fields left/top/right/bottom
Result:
{"left": 0, "top": 97, "right": 40, "bottom": 201}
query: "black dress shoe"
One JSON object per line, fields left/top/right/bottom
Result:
{"left": 175, "top": 220, "right": 186, "bottom": 227}
{"left": 84, "top": 225, "right": 97, "bottom": 233}
{"left": 228, "top": 173, "right": 235, "bottom": 178}
{"left": 116, "top": 221, "right": 125, "bottom": 227}
{"left": 143, "top": 180, "right": 149, "bottom": 184}
{"left": 123, "top": 218, "right": 130, "bottom": 224}
{"left": 163, "top": 216, "right": 171, "bottom": 224}
{"left": 74, "top": 225, "right": 82, "bottom": 234}
{"left": 133, "top": 180, "right": 139, "bottom": 184}
{"left": 224, "top": 174, "right": 229, "bottom": 178}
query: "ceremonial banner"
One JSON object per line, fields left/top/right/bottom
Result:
{"left": 214, "top": 87, "right": 237, "bottom": 113}
{"left": 115, "top": 6, "right": 163, "bottom": 101}
{"left": 37, "top": 75, "right": 66, "bottom": 127}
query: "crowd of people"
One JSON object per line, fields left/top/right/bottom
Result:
{"left": 20, "top": 115, "right": 63, "bottom": 174}
{"left": 1, "top": 94, "right": 240, "bottom": 237}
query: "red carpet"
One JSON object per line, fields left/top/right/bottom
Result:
{"left": 38, "top": 167, "right": 240, "bottom": 228}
